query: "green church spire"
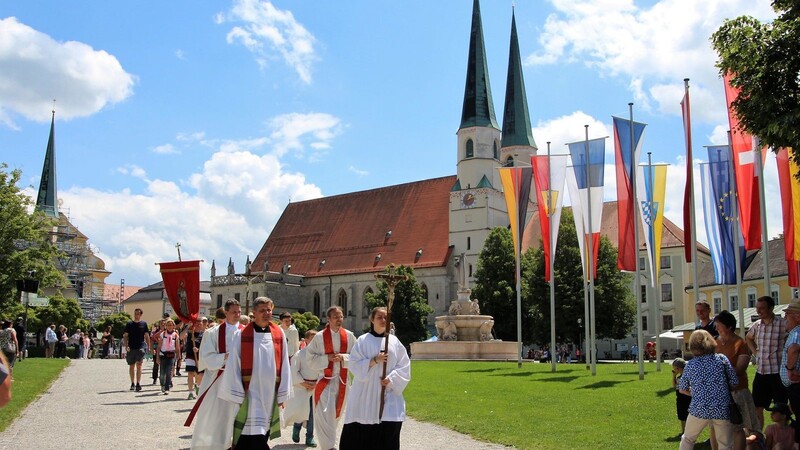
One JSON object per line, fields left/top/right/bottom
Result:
{"left": 459, "top": 0, "right": 499, "bottom": 130}
{"left": 501, "top": 11, "right": 536, "bottom": 149}
{"left": 36, "top": 110, "right": 58, "bottom": 218}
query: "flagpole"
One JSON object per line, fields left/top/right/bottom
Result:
{"left": 755, "top": 140, "right": 770, "bottom": 297}
{"left": 548, "top": 142, "right": 557, "bottom": 373}
{"left": 648, "top": 152, "right": 662, "bottom": 372}
{"left": 685, "top": 79, "right": 701, "bottom": 354}
{"left": 630, "top": 103, "right": 645, "bottom": 380}
{"left": 584, "top": 124, "right": 597, "bottom": 376}
{"left": 727, "top": 132, "right": 746, "bottom": 339}
{"left": 516, "top": 232, "right": 523, "bottom": 369}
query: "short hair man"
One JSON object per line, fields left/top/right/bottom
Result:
{"left": 219, "top": 296, "right": 291, "bottom": 449}
{"left": 694, "top": 299, "right": 718, "bottom": 338}
{"left": 122, "top": 308, "right": 151, "bottom": 392}
{"left": 306, "top": 306, "right": 356, "bottom": 450}
{"left": 45, "top": 323, "right": 56, "bottom": 358}
{"left": 279, "top": 311, "right": 300, "bottom": 358}
{"left": 747, "top": 296, "right": 788, "bottom": 430}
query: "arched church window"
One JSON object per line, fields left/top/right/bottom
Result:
{"left": 493, "top": 141, "right": 499, "bottom": 159}
{"left": 338, "top": 289, "right": 348, "bottom": 317}
{"left": 505, "top": 156, "right": 514, "bottom": 167}
{"left": 313, "top": 291, "right": 321, "bottom": 317}
{"left": 466, "top": 139, "right": 474, "bottom": 158}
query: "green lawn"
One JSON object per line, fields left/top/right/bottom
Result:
{"left": 0, "top": 358, "right": 69, "bottom": 432}
{"left": 406, "top": 360, "right": 735, "bottom": 450}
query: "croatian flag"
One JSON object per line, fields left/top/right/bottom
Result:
{"left": 700, "top": 146, "right": 745, "bottom": 285}
{"left": 567, "top": 137, "right": 606, "bottom": 280}
{"left": 531, "top": 154, "right": 568, "bottom": 282}
{"left": 777, "top": 148, "right": 800, "bottom": 287}
{"left": 637, "top": 164, "right": 667, "bottom": 287}
{"left": 613, "top": 116, "right": 646, "bottom": 272}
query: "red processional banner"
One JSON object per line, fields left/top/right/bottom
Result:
{"left": 159, "top": 260, "right": 201, "bottom": 323}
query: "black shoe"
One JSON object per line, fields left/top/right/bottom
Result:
{"left": 152, "top": 379, "right": 157, "bottom": 385}
{"left": 130, "top": 383, "right": 135, "bottom": 391}
{"left": 175, "top": 372, "right": 182, "bottom": 377}
{"left": 135, "top": 384, "right": 142, "bottom": 392}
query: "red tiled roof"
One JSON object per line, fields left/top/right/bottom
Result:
{"left": 523, "top": 200, "right": 709, "bottom": 254}
{"left": 253, "top": 176, "right": 456, "bottom": 278}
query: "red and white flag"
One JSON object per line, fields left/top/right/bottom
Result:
{"left": 531, "top": 154, "right": 568, "bottom": 282}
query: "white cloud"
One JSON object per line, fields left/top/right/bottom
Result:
{"left": 348, "top": 166, "right": 369, "bottom": 176}
{"left": 532, "top": 110, "right": 611, "bottom": 156}
{"left": 221, "top": 0, "right": 317, "bottom": 84}
{"left": 175, "top": 49, "right": 187, "bottom": 60}
{"left": 267, "top": 112, "right": 343, "bottom": 159}
{"left": 0, "top": 17, "right": 135, "bottom": 125}
{"left": 527, "top": 0, "right": 775, "bottom": 122}
{"left": 152, "top": 143, "right": 179, "bottom": 154}
{"left": 62, "top": 143, "right": 323, "bottom": 286}
{"left": 52, "top": 111, "right": 342, "bottom": 285}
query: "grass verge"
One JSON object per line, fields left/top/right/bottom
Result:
{"left": 406, "top": 361, "right": 729, "bottom": 449}
{"left": 0, "top": 358, "right": 69, "bottom": 432}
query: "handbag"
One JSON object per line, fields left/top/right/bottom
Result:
{"left": 722, "top": 358, "right": 743, "bottom": 425}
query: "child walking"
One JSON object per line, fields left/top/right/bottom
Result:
{"left": 672, "top": 358, "right": 691, "bottom": 434}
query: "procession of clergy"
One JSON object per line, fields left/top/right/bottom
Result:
{"left": 185, "top": 296, "right": 411, "bottom": 450}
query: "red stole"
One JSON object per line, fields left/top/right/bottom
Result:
{"left": 239, "top": 322, "right": 284, "bottom": 393}
{"left": 218, "top": 321, "right": 245, "bottom": 354}
{"left": 314, "top": 326, "right": 348, "bottom": 418}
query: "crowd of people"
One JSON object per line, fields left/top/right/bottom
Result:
{"left": 672, "top": 296, "right": 800, "bottom": 450}
{"left": 116, "top": 299, "right": 410, "bottom": 449}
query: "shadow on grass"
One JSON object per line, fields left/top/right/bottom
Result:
{"left": 489, "top": 371, "right": 536, "bottom": 377}
{"left": 457, "top": 368, "right": 503, "bottom": 373}
{"left": 578, "top": 380, "right": 633, "bottom": 389}
{"left": 536, "top": 376, "right": 580, "bottom": 383}
{"left": 655, "top": 387, "right": 674, "bottom": 398}
{"left": 664, "top": 433, "right": 682, "bottom": 443}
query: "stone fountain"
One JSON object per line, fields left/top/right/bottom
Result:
{"left": 410, "top": 253, "right": 518, "bottom": 360}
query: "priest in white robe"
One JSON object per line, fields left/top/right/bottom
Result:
{"left": 218, "top": 296, "right": 292, "bottom": 449}
{"left": 307, "top": 306, "right": 356, "bottom": 450}
{"left": 339, "top": 307, "right": 410, "bottom": 450}
{"left": 188, "top": 299, "right": 242, "bottom": 450}
{"left": 284, "top": 330, "right": 319, "bottom": 446}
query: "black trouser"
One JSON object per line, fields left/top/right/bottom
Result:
{"left": 234, "top": 434, "right": 269, "bottom": 449}
{"left": 787, "top": 383, "right": 800, "bottom": 443}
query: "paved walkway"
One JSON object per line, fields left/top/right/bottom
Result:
{"left": 0, "top": 359, "right": 511, "bottom": 449}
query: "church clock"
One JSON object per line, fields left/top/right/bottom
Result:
{"left": 460, "top": 191, "right": 476, "bottom": 209}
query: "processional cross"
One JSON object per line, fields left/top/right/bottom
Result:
{"left": 374, "top": 264, "right": 408, "bottom": 420}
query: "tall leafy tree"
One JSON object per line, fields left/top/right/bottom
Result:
{"left": 711, "top": 2, "right": 800, "bottom": 164}
{"left": 472, "top": 227, "right": 535, "bottom": 343}
{"left": 365, "top": 265, "right": 433, "bottom": 345}
{"left": 96, "top": 312, "right": 133, "bottom": 338}
{"left": 523, "top": 210, "right": 636, "bottom": 345}
{"left": 36, "top": 294, "right": 85, "bottom": 332}
{"left": 0, "top": 164, "right": 64, "bottom": 310}
{"left": 291, "top": 311, "right": 321, "bottom": 337}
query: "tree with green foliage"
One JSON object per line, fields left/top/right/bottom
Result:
{"left": 291, "top": 311, "right": 320, "bottom": 337}
{"left": 472, "top": 227, "right": 536, "bottom": 343}
{"left": 711, "top": 2, "right": 800, "bottom": 164}
{"left": 35, "top": 294, "right": 85, "bottom": 333}
{"left": 96, "top": 312, "right": 133, "bottom": 338}
{"left": 365, "top": 265, "right": 433, "bottom": 345}
{"left": 0, "top": 164, "right": 64, "bottom": 310}
{"left": 524, "top": 210, "right": 636, "bottom": 346}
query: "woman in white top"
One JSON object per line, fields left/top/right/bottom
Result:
{"left": 157, "top": 319, "right": 180, "bottom": 395}
{"left": 339, "top": 307, "right": 411, "bottom": 450}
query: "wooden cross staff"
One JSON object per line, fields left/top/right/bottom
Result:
{"left": 374, "top": 264, "right": 408, "bottom": 421}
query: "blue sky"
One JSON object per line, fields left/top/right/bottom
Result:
{"left": 1, "top": 0, "right": 780, "bottom": 287}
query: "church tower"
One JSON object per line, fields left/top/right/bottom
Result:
{"left": 500, "top": 10, "right": 537, "bottom": 166}
{"left": 36, "top": 110, "right": 59, "bottom": 218}
{"left": 450, "top": 0, "right": 507, "bottom": 284}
